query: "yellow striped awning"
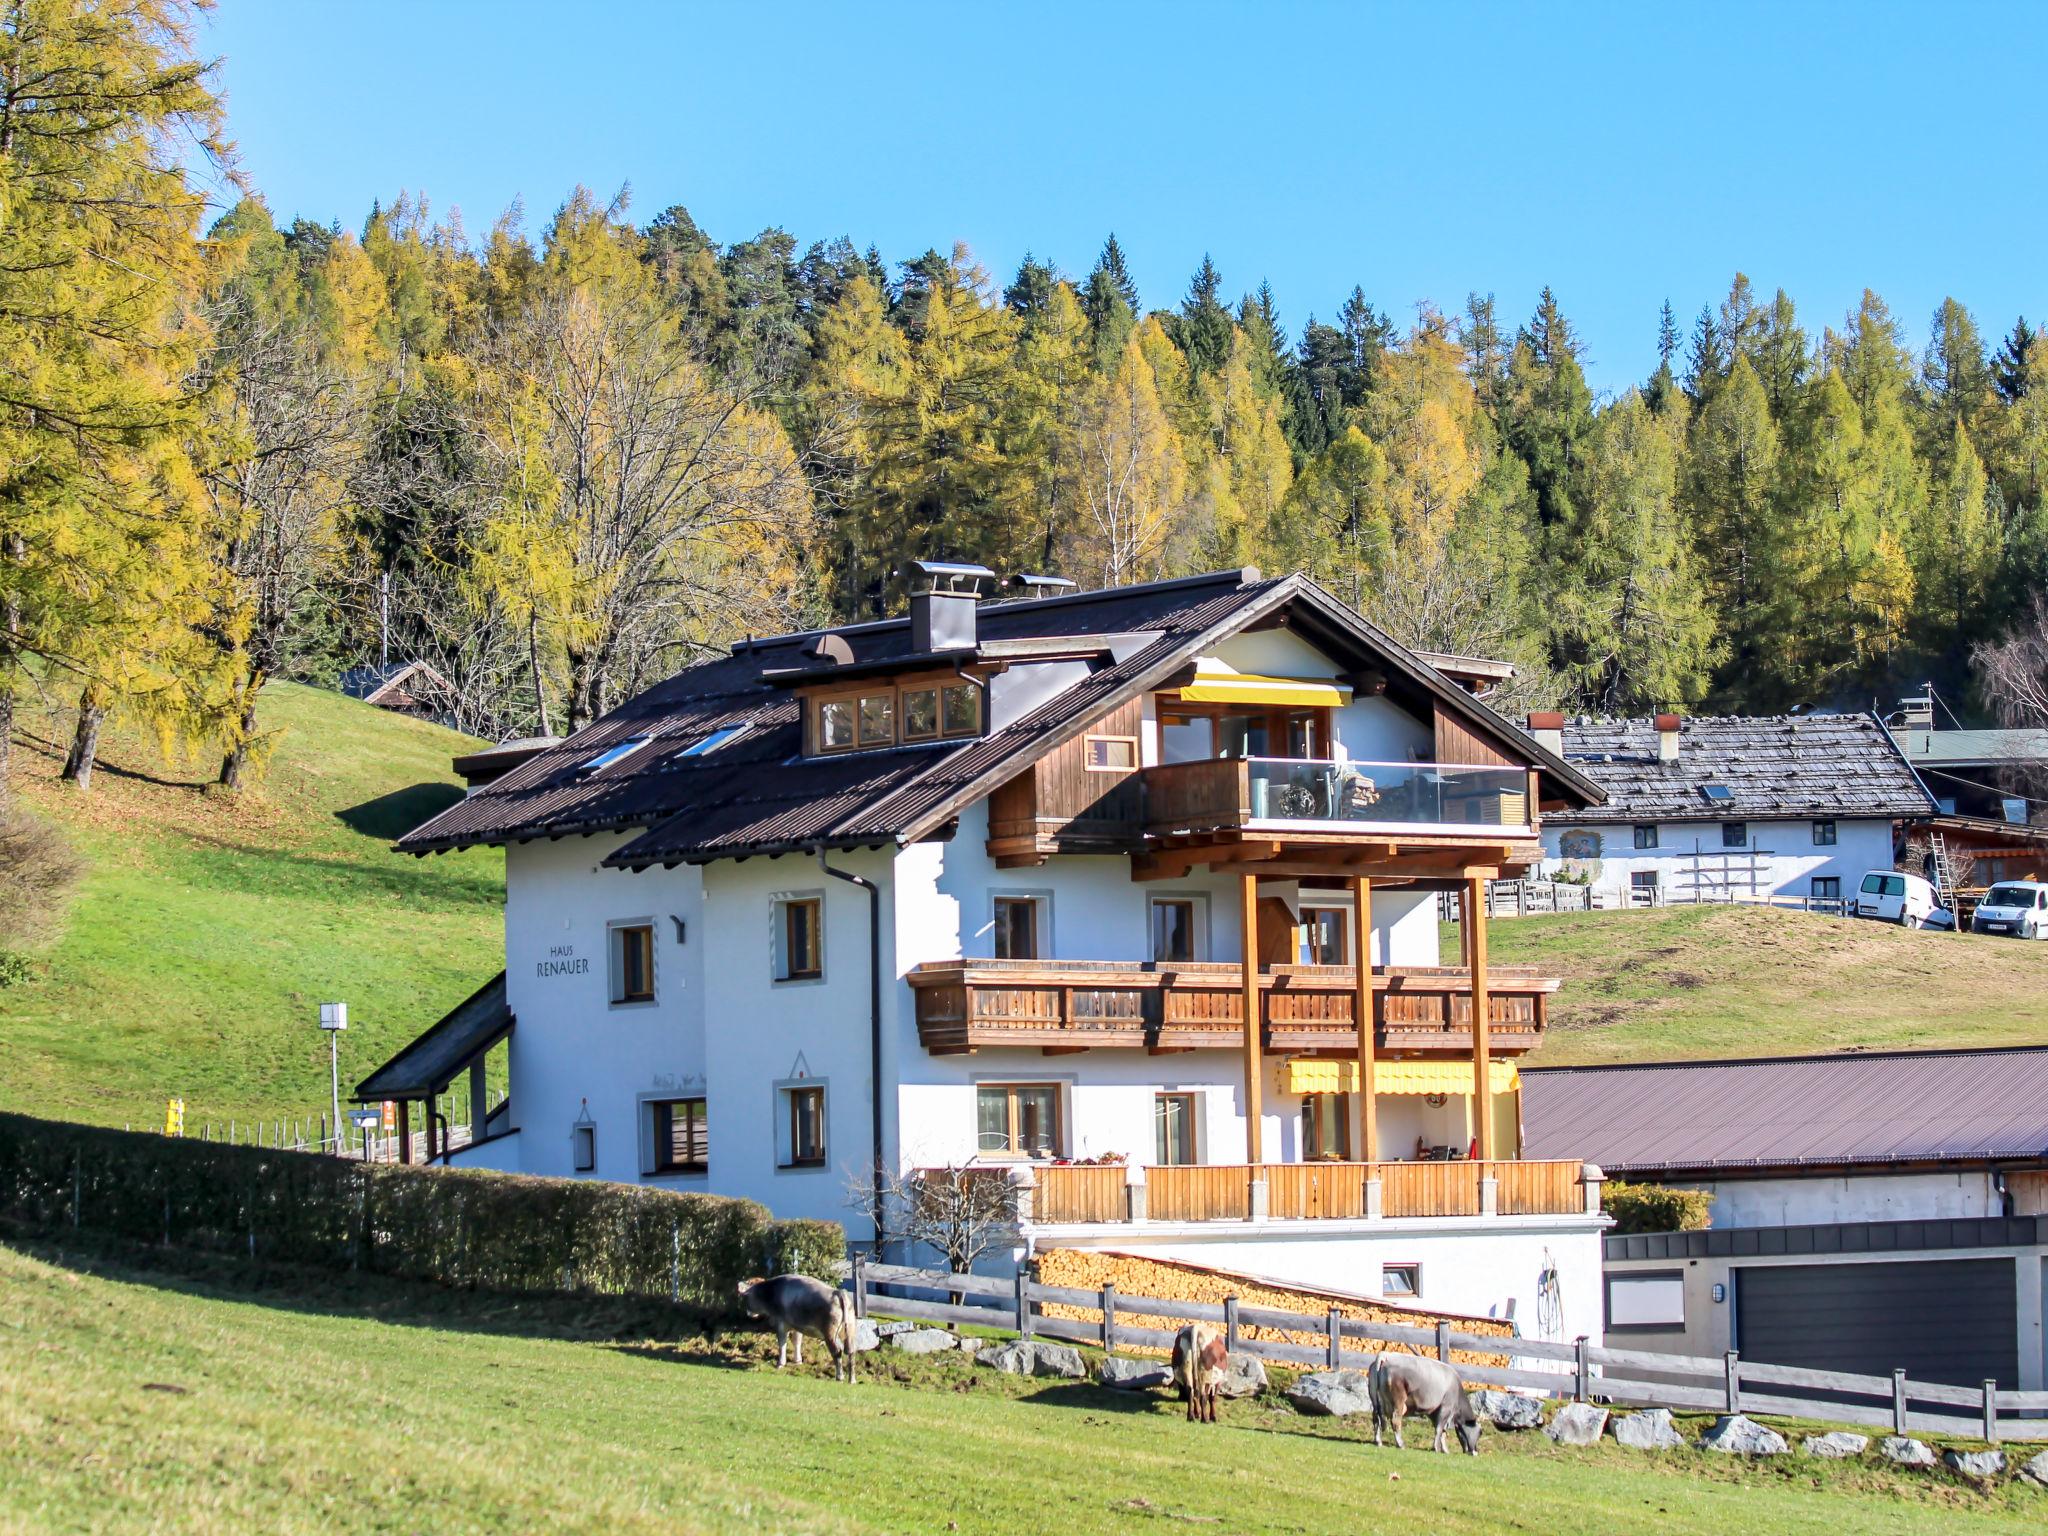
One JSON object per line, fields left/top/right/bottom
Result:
{"left": 1280, "top": 1058, "right": 1520, "bottom": 1096}
{"left": 1176, "top": 671, "right": 1352, "bottom": 708}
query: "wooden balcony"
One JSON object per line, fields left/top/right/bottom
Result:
{"left": 1023, "top": 1159, "right": 1588, "bottom": 1223}
{"left": 1141, "top": 757, "right": 1537, "bottom": 839}
{"left": 907, "top": 958, "right": 1556, "bottom": 1056}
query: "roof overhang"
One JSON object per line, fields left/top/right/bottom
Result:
{"left": 354, "top": 972, "right": 512, "bottom": 1100}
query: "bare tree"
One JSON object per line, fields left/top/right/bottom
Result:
{"left": 1973, "top": 594, "right": 2048, "bottom": 805}
{"left": 848, "top": 1161, "right": 1019, "bottom": 1275}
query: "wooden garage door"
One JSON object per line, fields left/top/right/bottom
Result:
{"left": 1735, "top": 1259, "right": 2018, "bottom": 1389}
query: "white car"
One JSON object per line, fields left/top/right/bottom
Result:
{"left": 1971, "top": 880, "right": 2048, "bottom": 939}
{"left": 1854, "top": 870, "right": 1945, "bottom": 927}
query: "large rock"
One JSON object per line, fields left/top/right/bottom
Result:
{"left": 1098, "top": 1356, "right": 1173, "bottom": 1391}
{"left": 1944, "top": 1448, "right": 2006, "bottom": 1480}
{"left": 1470, "top": 1390, "right": 1546, "bottom": 1431}
{"left": 976, "top": 1339, "right": 1086, "bottom": 1379}
{"left": 852, "top": 1319, "right": 883, "bottom": 1353}
{"left": 1218, "top": 1353, "right": 1267, "bottom": 1398}
{"left": 1545, "top": 1402, "right": 1608, "bottom": 1446}
{"left": 888, "top": 1327, "right": 958, "bottom": 1355}
{"left": 1612, "top": 1408, "right": 1684, "bottom": 1451}
{"left": 873, "top": 1319, "right": 917, "bottom": 1339}
{"left": 1879, "top": 1435, "right": 1936, "bottom": 1469}
{"left": 2018, "top": 1448, "right": 2048, "bottom": 1487}
{"left": 1285, "top": 1369, "right": 1375, "bottom": 1417}
{"left": 1698, "top": 1415, "right": 1788, "bottom": 1456}
{"left": 1802, "top": 1431, "right": 1869, "bottom": 1460}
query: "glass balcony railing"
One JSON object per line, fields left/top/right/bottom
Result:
{"left": 1243, "top": 757, "right": 1532, "bottom": 830}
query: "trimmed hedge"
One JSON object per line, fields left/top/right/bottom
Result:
{"left": 0, "top": 1112, "right": 844, "bottom": 1314}
{"left": 1602, "top": 1179, "right": 1714, "bottom": 1235}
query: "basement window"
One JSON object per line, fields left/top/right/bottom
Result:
{"left": 580, "top": 737, "right": 651, "bottom": 773}
{"left": 1382, "top": 1263, "right": 1421, "bottom": 1298}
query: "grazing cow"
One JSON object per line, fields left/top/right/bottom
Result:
{"left": 1369, "top": 1352, "right": 1481, "bottom": 1454}
{"left": 738, "top": 1274, "right": 858, "bottom": 1383}
{"left": 1170, "top": 1322, "right": 1230, "bottom": 1423}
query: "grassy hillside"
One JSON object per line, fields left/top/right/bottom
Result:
{"left": 1484, "top": 905, "right": 2048, "bottom": 1066}
{"left": 2, "top": 1237, "right": 2037, "bottom": 1535}
{"left": 0, "top": 683, "right": 503, "bottom": 1130}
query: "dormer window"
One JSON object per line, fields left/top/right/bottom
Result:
{"left": 810, "top": 678, "right": 981, "bottom": 754}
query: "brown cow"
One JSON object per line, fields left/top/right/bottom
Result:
{"left": 1171, "top": 1322, "right": 1229, "bottom": 1423}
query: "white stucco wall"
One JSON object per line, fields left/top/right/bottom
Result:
{"left": 1539, "top": 816, "right": 1896, "bottom": 900}
{"left": 1205, "top": 630, "right": 1434, "bottom": 766}
{"left": 1693, "top": 1169, "right": 2005, "bottom": 1227}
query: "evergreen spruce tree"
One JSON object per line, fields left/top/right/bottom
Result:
{"left": 1461, "top": 292, "right": 1508, "bottom": 415}
{"left": 1683, "top": 304, "right": 1725, "bottom": 402}
{"left": 1172, "top": 254, "right": 1234, "bottom": 376}
{"left": 1081, "top": 234, "right": 1139, "bottom": 372}
{"left": 1646, "top": 299, "right": 1682, "bottom": 415}
{"left": 1003, "top": 253, "right": 1060, "bottom": 326}
{"left": 1501, "top": 289, "right": 1594, "bottom": 527}
{"left": 1992, "top": 317, "right": 2039, "bottom": 405}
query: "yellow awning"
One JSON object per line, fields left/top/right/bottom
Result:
{"left": 1280, "top": 1058, "right": 1520, "bottom": 1096}
{"left": 1176, "top": 672, "right": 1353, "bottom": 709}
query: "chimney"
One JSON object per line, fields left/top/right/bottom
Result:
{"left": 1655, "top": 713, "right": 1682, "bottom": 763}
{"left": 904, "top": 560, "right": 994, "bottom": 652}
{"left": 1526, "top": 711, "right": 1564, "bottom": 756}
{"left": 1005, "top": 572, "right": 1078, "bottom": 600}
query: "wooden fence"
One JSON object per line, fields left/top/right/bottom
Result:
{"left": 1438, "top": 881, "right": 1854, "bottom": 921}
{"left": 852, "top": 1259, "right": 2048, "bottom": 1443}
{"left": 1031, "top": 1159, "right": 1585, "bottom": 1224}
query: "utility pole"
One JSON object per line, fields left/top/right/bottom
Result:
{"left": 319, "top": 1003, "right": 348, "bottom": 1152}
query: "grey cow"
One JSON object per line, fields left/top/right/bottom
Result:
{"left": 738, "top": 1274, "right": 858, "bottom": 1383}
{"left": 1369, "top": 1352, "right": 1481, "bottom": 1454}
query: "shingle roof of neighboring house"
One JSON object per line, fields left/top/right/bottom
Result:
{"left": 1521, "top": 1047, "right": 2048, "bottom": 1175}
{"left": 393, "top": 568, "right": 1603, "bottom": 864}
{"left": 339, "top": 659, "right": 454, "bottom": 706}
{"left": 1555, "top": 713, "right": 1935, "bottom": 824}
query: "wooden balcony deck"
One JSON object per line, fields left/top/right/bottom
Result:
{"left": 1018, "top": 1159, "right": 1588, "bottom": 1223}
{"left": 908, "top": 958, "right": 1556, "bottom": 1056}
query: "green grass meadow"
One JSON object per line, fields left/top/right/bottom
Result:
{"left": 0, "top": 682, "right": 503, "bottom": 1130}
{"left": 2, "top": 1236, "right": 2040, "bottom": 1536}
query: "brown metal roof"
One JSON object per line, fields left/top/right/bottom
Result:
{"left": 1521, "top": 1047, "right": 2048, "bottom": 1174}
{"left": 354, "top": 971, "right": 512, "bottom": 1100}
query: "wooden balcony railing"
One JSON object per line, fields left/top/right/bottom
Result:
{"left": 1025, "top": 1159, "right": 1587, "bottom": 1223}
{"left": 908, "top": 958, "right": 1556, "bottom": 1055}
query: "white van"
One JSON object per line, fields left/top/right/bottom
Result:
{"left": 1971, "top": 880, "right": 2048, "bottom": 939}
{"left": 1854, "top": 870, "right": 1943, "bottom": 927}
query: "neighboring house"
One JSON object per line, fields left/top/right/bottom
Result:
{"left": 1896, "top": 723, "right": 2048, "bottom": 824}
{"left": 362, "top": 565, "right": 1613, "bottom": 1338}
{"left": 1522, "top": 1049, "right": 2048, "bottom": 1392}
{"left": 339, "top": 660, "right": 462, "bottom": 726}
{"left": 451, "top": 736, "right": 560, "bottom": 792}
{"left": 1534, "top": 712, "right": 1935, "bottom": 907}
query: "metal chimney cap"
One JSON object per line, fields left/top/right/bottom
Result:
{"left": 902, "top": 560, "right": 995, "bottom": 595}
{"left": 1005, "top": 572, "right": 1078, "bottom": 597}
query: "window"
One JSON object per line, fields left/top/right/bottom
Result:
{"left": 902, "top": 687, "right": 940, "bottom": 741}
{"left": 1382, "top": 1263, "right": 1421, "bottom": 1299}
{"left": 1700, "top": 783, "right": 1735, "bottom": 806}
{"left": 858, "top": 692, "right": 894, "bottom": 746}
{"left": 1606, "top": 1271, "right": 1685, "bottom": 1330}
{"left": 1301, "top": 1094, "right": 1349, "bottom": 1160}
{"left": 1155, "top": 1093, "right": 1198, "bottom": 1165}
{"left": 1150, "top": 897, "right": 1204, "bottom": 962}
{"left": 678, "top": 724, "right": 748, "bottom": 757}
{"left": 1632, "top": 824, "right": 1659, "bottom": 850}
{"left": 572, "top": 1115, "right": 596, "bottom": 1172}
{"left": 1812, "top": 820, "right": 1837, "bottom": 846}
{"left": 1629, "top": 870, "right": 1660, "bottom": 904}
{"left": 976, "top": 1083, "right": 1061, "bottom": 1157}
{"left": 992, "top": 895, "right": 1041, "bottom": 960}
{"left": 1159, "top": 709, "right": 1214, "bottom": 765}
{"left": 1721, "top": 821, "right": 1746, "bottom": 848}
{"left": 784, "top": 1085, "right": 826, "bottom": 1167}
{"left": 1299, "top": 905, "right": 1349, "bottom": 966}
{"left": 942, "top": 682, "right": 981, "bottom": 737}
{"left": 649, "top": 1097, "right": 707, "bottom": 1174}
{"left": 817, "top": 698, "right": 856, "bottom": 751}
{"left": 1861, "top": 872, "right": 1904, "bottom": 897}
{"left": 610, "top": 922, "right": 655, "bottom": 1004}
{"left": 778, "top": 897, "right": 822, "bottom": 981}
{"left": 581, "top": 736, "right": 651, "bottom": 773}
{"left": 1812, "top": 876, "right": 1841, "bottom": 901}
{"left": 1084, "top": 734, "right": 1137, "bottom": 771}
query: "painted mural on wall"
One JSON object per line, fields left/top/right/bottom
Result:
{"left": 1557, "top": 828, "right": 1603, "bottom": 861}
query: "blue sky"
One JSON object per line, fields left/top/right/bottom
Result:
{"left": 202, "top": 1, "right": 2047, "bottom": 396}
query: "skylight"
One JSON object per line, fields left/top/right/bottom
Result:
{"left": 580, "top": 737, "right": 651, "bottom": 773}
{"left": 677, "top": 724, "right": 748, "bottom": 758}
{"left": 1699, "top": 783, "right": 1735, "bottom": 804}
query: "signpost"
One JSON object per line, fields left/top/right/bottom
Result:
{"left": 318, "top": 1003, "right": 347, "bottom": 1152}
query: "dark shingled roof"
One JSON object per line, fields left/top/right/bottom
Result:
{"left": 1521, "top": 1047, "right": 2048, "bottom": 1175}
{"left": 395, "top": 568, "right": 1604, "bottom": 864}
{"left": 354, "top": 971, "right": 512, "bottom": 1100}
{"left": 1555, "top": 713, "right": 1934, "bottom": 824}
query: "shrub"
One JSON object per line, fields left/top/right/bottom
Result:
{"left": 0, "top": 1111, "right": 845, "bottom": 1315}
{"left": 1602, "top": 1179, "right": 1713, "bottom": 1234}
{"left": 0, "top": 811, "right": 82, "bottom": 967}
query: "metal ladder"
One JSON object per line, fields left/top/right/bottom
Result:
{"left": 1927, "top": 830, "right": 1961, "bottom": 906}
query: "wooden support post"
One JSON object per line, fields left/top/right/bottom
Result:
{"left": 1574, "top": 1336, "right": 1591, "bottom": 1401}
{"left": 1983, "top": 1379, "right": 1999, "bottom": 1443}
{"left": 1892, "top": 1369, "right": 1909, "bottom": 1433}
{"left": 851, "top": 1252, "right": 868, "bottom": 1320}
{"left": 1015, "top": 1270, "right": 1033, "bottom": 1338}
{"left": 1352, "top": 873, "right": 1377, "bottom": 1163}
{"left": 1462, "top": 875, "right": 1494, "bottom": 1162}
{"left": 1327, "top": 1306, "right": 1343, "bottom": 1369}
{"left": 1102, "top": 1282, "right": 1118, "bottom": 1353}
{"left": 1224, "top": 1296, "right": 1240, "bottom": 1354}
{"left": 396, "top": 1100, "right": 412, "bottom": 1166}
{"left": 1436, "top": 1321, "right": 1452, "bottom": 1363}
{"left": 1723, "top": 1350, "right": 1740, "bottom": 1413}
{"left": 1239, "top": 872, "right": 1263, "bottom": 1165}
